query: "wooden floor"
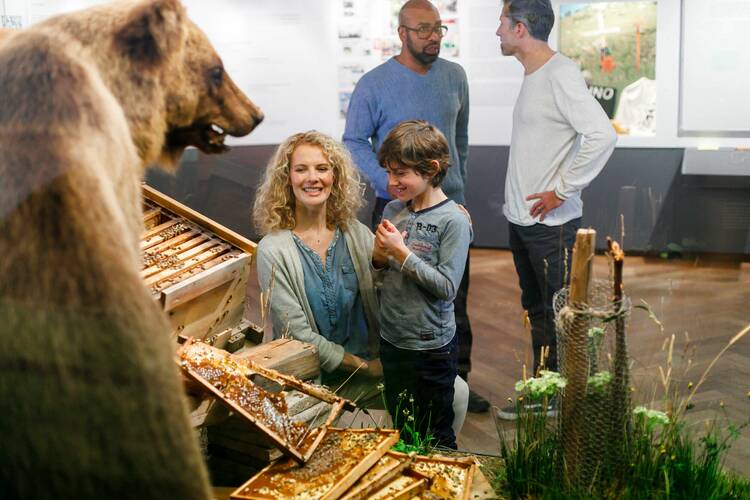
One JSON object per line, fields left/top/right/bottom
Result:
{"left": 244, "top": 248, "right": 750, "bottom": 477}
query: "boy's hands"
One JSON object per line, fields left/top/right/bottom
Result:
{"left": 375, "top": 219, "right": 411, "bottom": 265}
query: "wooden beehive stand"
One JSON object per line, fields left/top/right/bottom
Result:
{"left": 142, "top": 185, "right": 255, "bottom": 347}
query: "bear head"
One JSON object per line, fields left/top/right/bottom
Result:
{"left": 38, "top": 0, "right": 264, "bottom": 171}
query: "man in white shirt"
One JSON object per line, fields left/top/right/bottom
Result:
{"left": 495, "top": 0, "right": 617, "bottom": 419}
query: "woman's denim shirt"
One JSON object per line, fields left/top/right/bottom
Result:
{"left": 293, "top": 229, "right": 369, "bottom": 360}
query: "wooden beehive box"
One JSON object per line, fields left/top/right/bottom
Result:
{"left": 141, "top": 185, "right": 255, "bottom": 347}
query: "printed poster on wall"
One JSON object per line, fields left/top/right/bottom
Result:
{"left": 559, "top": 1, "right": 657, "bottom": 136}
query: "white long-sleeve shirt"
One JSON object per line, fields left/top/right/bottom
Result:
{"left": 503, "top": 52, "right": 617, "bottom": 227}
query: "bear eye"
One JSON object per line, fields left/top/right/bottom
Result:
{"left": 209, "top": 66, "right": 224, "bottom": 86}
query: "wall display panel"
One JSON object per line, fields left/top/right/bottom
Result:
{"left": 559, "top": 2, "right": 657, "bottom": 137}
{"left": 1, "top": 0, "right": 23, "bottom": 28}
{"left": 460, "top": 0, "right": 524, "bottom": 145}
{"left": 554, "top": 0, "right": 750, "bottom": 152}
{"left": 335, "top": 0, "right": 462, "bottom": 120}
{"left": 679, "top": 0, "right": 750, "bottom": 137}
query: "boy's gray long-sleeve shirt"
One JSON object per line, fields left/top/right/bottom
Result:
{"left": 376, "top": 199, "right": 472, "bottom": 351}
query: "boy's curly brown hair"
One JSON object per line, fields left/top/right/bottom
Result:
{"left": 377, "top": 120, "right": 451, "bottom": 187}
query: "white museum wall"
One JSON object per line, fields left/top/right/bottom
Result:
{"left": 679, "top": 0, "right": 750, "bottom": 136}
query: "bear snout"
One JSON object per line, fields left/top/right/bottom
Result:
{"left": 220, "top": 77, "right": 264, "bottom": 137}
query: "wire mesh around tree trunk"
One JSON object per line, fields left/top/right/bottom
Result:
{"left": 553, "top": 279, "right": 632, "bottom": 491}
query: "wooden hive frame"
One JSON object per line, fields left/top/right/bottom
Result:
{"left": 364, "top": 469, "right": 430, "bottom": 500}
{"left": 407, "top": 453, "right": 476, "bottom": 500}
{"left": 341, "top": 451, "right": 425, "bottom": 500}
{"left": 178, "top": 339, "right": 353, "bottom": 463}
{"left": 230, "top": 428, "right": 400, "bottom": 500}
{"left": 143, "top": 185, "right": 255, "bottom": 254}
{"left": 142, "top": 185, "right": 255, "bottom": 345}
{"left": 189, "top": 338, "right": 322, "bottom": 428}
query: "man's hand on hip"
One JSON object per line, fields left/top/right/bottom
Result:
{"left": 526, "top": 191, "right": 563, "bottom": 222}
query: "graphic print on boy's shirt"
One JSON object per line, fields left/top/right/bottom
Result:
{"left": 404, "top": 220, "right": 441, "bottom": 262}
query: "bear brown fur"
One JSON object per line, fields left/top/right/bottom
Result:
{"left": 0, "top": 1, "right": 262, "bottom": 498}
{"left": 0, "top": 28, "right": 15, "bottom": 42}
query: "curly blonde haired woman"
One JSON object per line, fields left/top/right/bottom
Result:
{"left": 254, "top": 131, "right": 383, "bottom": 405}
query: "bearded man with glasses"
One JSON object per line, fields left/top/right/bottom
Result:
{"left": 344, "top": 0, "right": 491, "bottom": 415}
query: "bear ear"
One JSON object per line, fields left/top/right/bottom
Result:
{"left": 115, "top": 0, "right": 185, "bottom": 68}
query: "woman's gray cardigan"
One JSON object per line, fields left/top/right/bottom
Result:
{"left": 255, "top": 220, "right": 380, "bottom": 373}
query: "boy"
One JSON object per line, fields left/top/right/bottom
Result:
{"left": 372, "top": 120, "right": 472, "bottom": 449}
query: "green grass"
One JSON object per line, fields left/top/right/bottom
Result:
{"left": 497, "top": 397, "right": 561, "bottom": 499}
{"left": 495, "top": 400, "right": 750, "bottom": 499}
{"left": 380, "top": 387, "right": 436, "bottom": 456}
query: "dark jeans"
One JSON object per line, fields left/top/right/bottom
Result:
{"left": 509, "top": 218, "right": 580, "bottom": 373}
{"left": 455, "top": 253, "right": 472, "bottom": 379}
{"left": 373, "top": 196, "right": 474, "bottom": 380}
{"left": 380, "top": 336, "right": 458, "bottom": 449}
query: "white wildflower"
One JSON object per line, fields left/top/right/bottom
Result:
{"left": 633, "top": 406, "right": 670, "bottom": 428}
{"left": 515, "top": 370, "right": 567, "bottom": 399}
{"left": 587, "top": 371, "right": 612, "bottom": 392}
{"left": 587, "top": 326, "right": 606, "bottom": 339}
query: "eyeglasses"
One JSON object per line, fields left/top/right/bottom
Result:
{"left": 400, "top": 24, "right": 449, "bottom": 39}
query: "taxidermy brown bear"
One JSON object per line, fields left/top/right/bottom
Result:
{"left": 0, "top": 0, "right": 263, "bottom": 498}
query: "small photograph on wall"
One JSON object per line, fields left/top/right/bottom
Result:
{"left": 559, "top": 1, "right": 657, "bottom": 136}
{"left": 1, "top": 15, "right": 23, "bottom": 29}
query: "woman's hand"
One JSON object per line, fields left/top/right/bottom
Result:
{"left": 372, "top": 238, "right": 388, "bottom": 268}
{"left": 340, "top": 353, "right": 383, "bottom": 378}
{"left": 340, "top": 352, "right": 368, "bottom": 373}
{"left": 363, "top": 358, "right": 383, "bottom": 378}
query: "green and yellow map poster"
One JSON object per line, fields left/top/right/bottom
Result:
{"left": 560, "top": 2, "right": 657, "bottom": 136}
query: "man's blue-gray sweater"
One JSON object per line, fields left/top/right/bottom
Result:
{"left": 343, "top": 57, "right": 470, "bottom": 204}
